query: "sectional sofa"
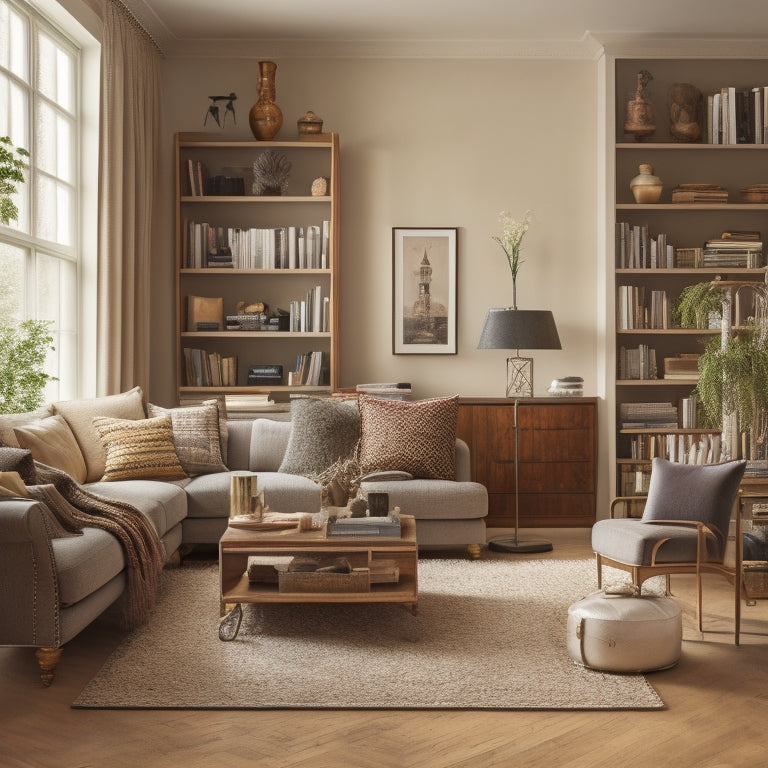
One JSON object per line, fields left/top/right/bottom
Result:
{"left": 0, "top": 388, "right": 488, "bottom": 685}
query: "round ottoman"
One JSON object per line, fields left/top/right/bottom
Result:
{"left": 567, "top": 591, "right": 682, "bottom": 672}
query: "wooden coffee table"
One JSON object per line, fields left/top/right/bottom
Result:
{"left": 218, "top": 514, "right": 418, "bottom": 640}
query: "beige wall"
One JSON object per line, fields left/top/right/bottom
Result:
{"left": 151, "top": 56, "right": 599, "bottom": 407}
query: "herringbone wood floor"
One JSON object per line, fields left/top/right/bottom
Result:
{"left": 1, "top": 529, "right": 767, "bottom": 768}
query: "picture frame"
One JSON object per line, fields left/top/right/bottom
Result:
{"left": 392, "top": 227, "right": 457, "bottom": 355}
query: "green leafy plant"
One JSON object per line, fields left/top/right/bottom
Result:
{"left": 0, "top": 320, "right": 57, "bottom": 414}
{"left": 0, "top": 136, "right": 29, "bottom": 225}
{"left": 695, "top": 328, "right": 768, "bottom": 458}
{"left": 673, "top": 281, "right": 726, "bottom": 329}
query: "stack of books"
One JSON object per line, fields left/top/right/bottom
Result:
{"left": 619, "top": 402, "right": 679, "bottom": 429}
{"left": 671, "top": 184, "right": 728, "bottom": 203}
{"left": 703, "top": 231, "right": 763, "bottom": 268}
{"left": 325, "top": 514, "right": 402, "bottom": 538}
{"left": 663, "top": 354, "right": 699, "bottom": 381}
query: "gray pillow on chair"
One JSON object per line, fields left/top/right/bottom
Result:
{"left": 642, "top": 457, "right": 746, "bottom": 545}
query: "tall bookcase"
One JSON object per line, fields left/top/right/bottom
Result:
{"left": 610, "top": 58, "right": 768, "bottom": 500}
{"left": 174, "top": 133, "right": 340, "bottom": 404}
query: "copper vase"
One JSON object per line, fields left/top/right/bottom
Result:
{"left": 249, "top": 61, "right": 283, "bottom": 141}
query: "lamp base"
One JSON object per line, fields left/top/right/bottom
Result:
{"left": 506, "top": 356, "right": 534, "bottom": 398}
{"left": 488, "top": 534, "right": 553, "bottom": 554}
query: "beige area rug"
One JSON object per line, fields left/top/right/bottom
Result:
{"left": 73, "top": 558, "right": 664, "bottom": 710}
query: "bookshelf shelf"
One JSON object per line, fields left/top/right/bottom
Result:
{"left": 611, "top": 57, "right": 768, "bottom": 494}
{"left": 175, "top": 133, "right": 340, "bottom": 401}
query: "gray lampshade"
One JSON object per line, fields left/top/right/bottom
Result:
{"left": 477, "top": 308, "right": 561, "bottom": 351}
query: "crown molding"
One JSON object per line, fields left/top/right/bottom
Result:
{"left": 159, "top": 35, "right": 605, "bottom": 61}
{"left": 593, "top": 32, "right": 768, "bottom": 59}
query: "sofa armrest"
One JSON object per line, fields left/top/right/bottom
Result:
{"left": 455, "top": 438, "right": 471, "bottom": 482}
{"left": 0, "top": 499, "right": 60, "bottom": 647}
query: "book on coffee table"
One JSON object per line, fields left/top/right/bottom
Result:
{"left": 325, "top": 516, "right": 402, "bottom": 538}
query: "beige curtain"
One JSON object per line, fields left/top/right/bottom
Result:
{"left": 96, "top": 0, "right": 160, "bottom": 396}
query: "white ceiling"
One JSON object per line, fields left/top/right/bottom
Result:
{"left": 122, "top": 0, "right": 768, "bottom": 57}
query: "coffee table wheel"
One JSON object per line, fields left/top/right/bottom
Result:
{"left": 219, "top": 602, "right": 243, "bottom": 641}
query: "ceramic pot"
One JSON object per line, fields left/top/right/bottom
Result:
{"left": 629, "top": 164, "right": 663, "bottom": 204}
{"left": 249, "top": 61, "right": 283, "bottom": 141}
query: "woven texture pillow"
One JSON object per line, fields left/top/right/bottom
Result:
{"left": 278, "top": 397, "right": 361, "bottom": 476}
{"left": 357, "top": 394, "right": 459, "bottom": 480}
{"left": 147, "top": 399, "right": 227, "bottom": 475}
{"left": 13, "top": 414, "right": 88, "bottom": 484}
{"left": 54, "top": 386, "right": 146, "bottom": 482}
{"left": 92, "top": 414, "right": 187, "bottom": 481}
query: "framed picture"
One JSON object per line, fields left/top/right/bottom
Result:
{"left": 392, "top": 227, "right": 457, "bottom": 354}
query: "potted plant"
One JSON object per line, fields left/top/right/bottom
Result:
{"left": 0, "top": 135, "right": 29, "bottom": 226}
{"left": 0, "top": 320, "right": 57, "bottom": 414}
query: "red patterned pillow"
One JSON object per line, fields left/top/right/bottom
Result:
{"left": 357, "top": 394, "right": 458, "bottom": 480}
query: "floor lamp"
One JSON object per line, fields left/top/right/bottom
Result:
{"left": 477, "top": 307, "right": 561, "bottom": 553}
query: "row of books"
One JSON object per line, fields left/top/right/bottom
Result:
{"left": 625, "top": 432, "right": 722, "bottom": 464}
{"left": 288, "top": 350, "right": 328, "bottom": 386}
{"left": 618, "top": 344, "right": 658, "bottom": 380}
{"left": 183, "top": 348, "right": 238, "bottom": 387}
{"left": 616, "top": 285, "right": 669, "bottom": 330}
{"left": 288, "top": 286, "right": 329, "bottom": 333}
{"left": 185, "top": 160, "right": 246, "bottom": 197}
{"left": 616, "top": 223, "right": 675, "bottom": 269}
{"left": 707, "top": 86, "right": 768, "bottom": 145}
{"left": 183, "top": 220, "right": 330, "bottom": 270}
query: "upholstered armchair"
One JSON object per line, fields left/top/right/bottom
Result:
{"left": 592, "top": 458, "right": 747, "bottom": 644}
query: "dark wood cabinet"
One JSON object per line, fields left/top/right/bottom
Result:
{"left": 457, "top": 398, "right": 598, "bottom": 528}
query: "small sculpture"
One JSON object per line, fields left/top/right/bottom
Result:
{"left": 252, "top": 149, "right": 291, "bottom": 196}
{"left": 311, "top": 177, "right": 328, "bottom": 196}
{"left": 668, "top": 83, "right": 704, "bottom": 142}
{"left": 236, "top": 300, "right": 266, "bottom": 315}
{"left": 204, "top": 92, "right": 237, "bottom": 127}
{"left": 624, "top": 70, "right": 656, "bottom": 141}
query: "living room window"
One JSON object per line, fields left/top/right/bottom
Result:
{"left": 0, "top": 0, "right": 98, "bottom": 402}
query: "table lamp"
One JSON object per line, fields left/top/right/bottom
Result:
{"left": 477, "top": 307, "right": 561, "bottom": 553}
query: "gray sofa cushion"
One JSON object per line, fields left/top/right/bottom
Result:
{"left": 179, "top": 470, "right": 322, "bottom": 519}
{"left": 84, "top": 479, "right": 187, "bottom": 539}
{"left": 249, "top": 419, "right": 291, "bottom": 471}
{"left": 360, "top": 479, "right": 488, "bottom": 520}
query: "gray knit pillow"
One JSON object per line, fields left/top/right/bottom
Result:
{"left": 278, "top": 397, "right": 360, "bottom": 477}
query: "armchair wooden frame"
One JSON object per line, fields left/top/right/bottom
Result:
{"left": 596, "top": 496, "right": 742, "bottom": 645}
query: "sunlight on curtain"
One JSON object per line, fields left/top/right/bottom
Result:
{"left": 97, "top": 0, "right": 159, "bottom": 395}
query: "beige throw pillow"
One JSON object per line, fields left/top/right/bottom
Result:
{"left": 53, "top": 387, "right": 146, "bottom": 482}
{"left": 13, "top": 414, "right": 88, "bottom": 484}
{"left": 357, "top": 394, "right": 459, "bottom": 480}
{"left": 92, "top": 413, "right": 187, "bottom": 482}
{"left": 0, "top": 405, "right": 54, "bottom": 447}
{"left": 147, "top": 399, "right": 227, "bottom": 475}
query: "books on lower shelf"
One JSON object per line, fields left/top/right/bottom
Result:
{"left": 616, "top": 222, "right": 675, "bottom": 269}
{"left": 183, "top": 348, "right": 237, "bottom": 387}
{"left": 288, "top": 350, "right": 328, "bottom": 386}
{"left": 627, "top": 432, "right": 722, "bottom": 464}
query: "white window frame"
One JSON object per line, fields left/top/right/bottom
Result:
{"left": 0, "top": 0, "right": 99, "bottom": 400}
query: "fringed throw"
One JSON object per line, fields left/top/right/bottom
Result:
{"left": 33, "top": 462, "right": 165, "bottom": 629}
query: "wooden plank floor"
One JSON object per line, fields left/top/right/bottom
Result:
{"left": 1, "top": 529, "right": 766, "bottom": 768}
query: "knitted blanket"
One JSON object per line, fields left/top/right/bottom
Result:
{"left": 32, "top": 463, "right": 165, "bottom": 629}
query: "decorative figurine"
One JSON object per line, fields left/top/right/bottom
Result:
{"left": 252, "top": 149, "right": 291, "bottom": 196}
{"left": 624, "top": 70, "right": 656, "bottom": 141}
{"left": 668, "top": 83, "right": 704, "bottom": 142}
{"left": 204, "top": 92, "right": 237, "bottom": 127}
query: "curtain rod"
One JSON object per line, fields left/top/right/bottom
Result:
{"left": 110, "top": 0, "right": 164, "bottom": 56}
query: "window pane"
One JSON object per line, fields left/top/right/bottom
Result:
{"left": 0, "top": 2, "right": 29, "bottom": 82}
{"left": 36, "top": 98, "right": 73, "bottom": 182}
{"left": 37, "top": 31, "right": 73, "bottom": 113}
{"left": 34, "top": 174, "right": 72, "bottom": 246}
{"left": 0, "top": 241, "right": 26, "bottom": 324}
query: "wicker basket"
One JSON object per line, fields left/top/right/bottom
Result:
{"left": 279, "top": 568, "right": 370, "bottom": 593}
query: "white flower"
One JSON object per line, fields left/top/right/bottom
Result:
{"left": 493, "top": 209, "right": 532, "bottom": 281}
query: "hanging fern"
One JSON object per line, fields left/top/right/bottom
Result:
{"left": 673, "top": 282, "right": 726, "bottom": 329}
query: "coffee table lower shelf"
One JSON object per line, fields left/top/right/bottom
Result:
{"left": 218, "top": 514, "right": 418, "bottom": 640}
